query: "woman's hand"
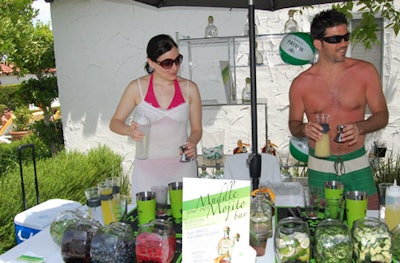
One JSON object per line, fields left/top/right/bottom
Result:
{"left": 181, "top": 141, "right": 197, "bottom": 160}
{"left": 129, "top": 121, "right": 144, "bottom": 141}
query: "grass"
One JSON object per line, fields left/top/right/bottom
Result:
{"left": 0, "top": 145, "right": 129, "bottom": 254}
{"left": 371, "top": 148, "right": 400, "bottom": 185}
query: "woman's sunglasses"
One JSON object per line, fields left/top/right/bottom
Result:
{"left": 320, "top": 33, "right": 350, "bottom": 44}
{"left": 156, "top": 54, "right": 183, "bottom": 69}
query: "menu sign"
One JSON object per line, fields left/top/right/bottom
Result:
{"left": 182, "top": 178, "right": 251, "bottom": 262}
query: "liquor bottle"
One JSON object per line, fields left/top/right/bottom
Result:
{"left": 244, "top": 14, "right": 258, "bottom": 36}
{"left": 217, "top": 226, "right": 235, "bottom": 256}
{"left": 284, "top": 10, "right": 299, "bottom": 33}
{"left": 248, "top": 41, "right": 263, "bottom": 66}
{"left": 255, "top": 41, "right": 263, "bottom": 65}
{"left": 205, "top": 16, "right": 218, "bottom": 38}
{"left": 242, "top": 77, "right": 251, "bottom": 104}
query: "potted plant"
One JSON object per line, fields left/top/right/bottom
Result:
{"left": 10, "top": 106, "right": 32, "bottom": 140}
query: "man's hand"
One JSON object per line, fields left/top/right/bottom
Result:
{"left": 341, "top": 123, "right": 360, "bottom": 146}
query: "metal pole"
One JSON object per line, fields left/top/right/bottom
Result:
{"left": 247, "top": 0, "right": 261, "bottom": 191}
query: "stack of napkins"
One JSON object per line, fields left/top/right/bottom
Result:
{"left": 268, "top": 182, "right": 305, "bottom": 207}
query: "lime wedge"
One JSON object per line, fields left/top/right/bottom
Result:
{"left": 279, "top": 246, "right": 295, "bottom": 258}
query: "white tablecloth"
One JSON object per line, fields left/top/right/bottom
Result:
{"left": 0, "top": 208, "right": 378, "bottom": 263}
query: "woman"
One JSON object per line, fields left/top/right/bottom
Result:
{"left": 109, "top": 34, "right": 202, "bottom": 202}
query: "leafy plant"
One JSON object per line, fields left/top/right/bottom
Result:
{"left": 0, "top": 145, "right": 127, "bottom": 254}
{"left": 370, "top": 149, "right": 400, "bottom": 185}
{"left": 333, "top": 0, "right": 400, "bottom": 49}
{"left": 12, "top": 106, "right": 31, "bottom": 131}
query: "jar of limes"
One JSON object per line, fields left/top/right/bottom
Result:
{"left": 274, "top": 217, "right": 310, "bottom": 262}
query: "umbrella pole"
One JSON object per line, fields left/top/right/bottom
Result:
{"left": 247, "top": 0, "right": 261, "bottom": 191}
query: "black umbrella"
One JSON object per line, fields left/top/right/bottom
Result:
{"left": 135, "top": 0, "right": 346, "bottom": 190}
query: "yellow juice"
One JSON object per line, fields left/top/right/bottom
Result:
{"left": 100, "top": 188, "right": 115, "bottom": 225}
{"left": 385, "top": 206, "right": 400, "bottom": 230}
{"left": 315, "top": 133, "right": 330, "bottom": 158}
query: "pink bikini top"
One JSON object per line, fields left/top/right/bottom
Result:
{"left": 144, "top": 74, "right": 185, "bottom": 109}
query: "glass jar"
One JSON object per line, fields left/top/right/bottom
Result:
{"left": 391, "top": 224, "right": 400, "bottom": 262}
{"left": 314, "top": 219, "right": 352, "bottom": 263}
{"left": 250, "top": 192, "right": 272, "bottom": 256}
{"left": 50, "top": 209, "right": 87, "bottom": 246}
{"left": 352, "top": 217, "right": 392, "bottom": 263}
{"left": 90, "top": 222, "right": 135, "bottom": 263}
{"left": 274, "top": 217, "right": 310, "bottom": 263}
{"left": 135, "top": 219, "right": 176, "bottom": 263}
{"left": 61, "top": 217, "right": 101, "bottom": 263}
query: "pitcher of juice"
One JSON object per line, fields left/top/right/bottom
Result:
{"left": 315, "top": 113, "right": 330, "bottom": 158}
{"left": 98, "top": 180, "right": 116, "bottom": 225}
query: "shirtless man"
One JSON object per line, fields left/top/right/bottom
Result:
{"left": 288, "top": 9, "right": 388, "bottom": 209}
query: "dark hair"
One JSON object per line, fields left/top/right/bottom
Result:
{"left": 311, "top": 9, "right": 348, "bottom": 40}
{"left": 145, "top": 34, "right": 178, "bottom": 73}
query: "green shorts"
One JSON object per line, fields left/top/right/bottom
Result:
{"left": 308, "top": 147, "right": 377, "bottom": 196}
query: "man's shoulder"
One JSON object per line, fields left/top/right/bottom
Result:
{"left": 345, "top": 57, "right": 374, "bottom": 68}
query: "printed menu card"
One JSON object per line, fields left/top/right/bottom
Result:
{"left": 182, "top": 178, "right": 251, "bottom": 262}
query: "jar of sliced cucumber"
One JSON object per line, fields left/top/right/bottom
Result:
{"left": 352, "top": 217, "right": 392, "bottom": 263}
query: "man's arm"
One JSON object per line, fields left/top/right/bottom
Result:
{"left": 288, "top": 78, "right": 306, "bottom": 137}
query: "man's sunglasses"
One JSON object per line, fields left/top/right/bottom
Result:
{"left": 156, "top": 54, "right": 183, "bottom": 69}
{"left": 320, "top": 33, "right": 350, "bottom": 44}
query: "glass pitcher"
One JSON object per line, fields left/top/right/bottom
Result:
{"left": 135, "top": 219, "right": 176, "bottom": 263}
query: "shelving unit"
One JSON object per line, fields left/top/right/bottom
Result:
{"left": 177, "top": 33, "right": 287, "bottom": 104}
{"left": 177, "top": 34, "right": 289, "bottom": 175}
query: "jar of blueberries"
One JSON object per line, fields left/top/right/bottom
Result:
{"left": 90, "top": 222, "right": 135, "bottom": 263}
{"left": 61, "top": 217, "right": 101, "bottom": 263}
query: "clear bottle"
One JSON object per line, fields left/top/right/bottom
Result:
{"left": 244, "top": 14, "right": 258, "bottom": 36}
{"left": 385, "top": 179, "right": 400, "bottom": 230}
{"left": 217, "top": 226, "right": 235, "bottom": 256}
{"left": 205, "top": 16, "right": 218, "bottom": 38}
{"left": 249, "top": 41, "right": 263, "bottom": 66}
{"left": 242, "top": 77, "right": 251, "bottom": 104}
{"left": 135, "top": 114, "right": 151, "bottom": 160}
{"left": 284, "top": 10, "right": 299, "bottom": 33}
{"left": 250, "top": 192, "right": 272, "bottom": 256}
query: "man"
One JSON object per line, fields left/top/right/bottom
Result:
{"left": 288, "top": 9, "right": 388, "bottom": 209}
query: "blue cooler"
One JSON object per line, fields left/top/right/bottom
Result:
{"left": 14, "top": 199, "right": 82, "bottom": 244}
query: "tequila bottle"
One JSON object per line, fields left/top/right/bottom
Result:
{"left": 284, "top": 10, "right": 299, "bottom": 33}
{"left": 242, "top": 77, "right": 251, "bottom": 104}
{"left": 248, "top": 41, "right": 263, "bottom": 65}
{"left": 217, "top": 226, "right": 234, "bottom": 255}
{"left": 205, "top": 16, "right": 218, "bottom": 38}
{"left": 244, "top": 15, "right": 258, "bottom": 36}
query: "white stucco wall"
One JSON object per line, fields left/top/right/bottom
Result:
{"left": 49, "top": 0, "right": 400, "bottom": 175}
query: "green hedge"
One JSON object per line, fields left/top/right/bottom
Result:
{"left": 0, "top": 145, "right": 129, "bottom": 254}
{"left": 0, "top": 84, "right": 22, "bottom": 110}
